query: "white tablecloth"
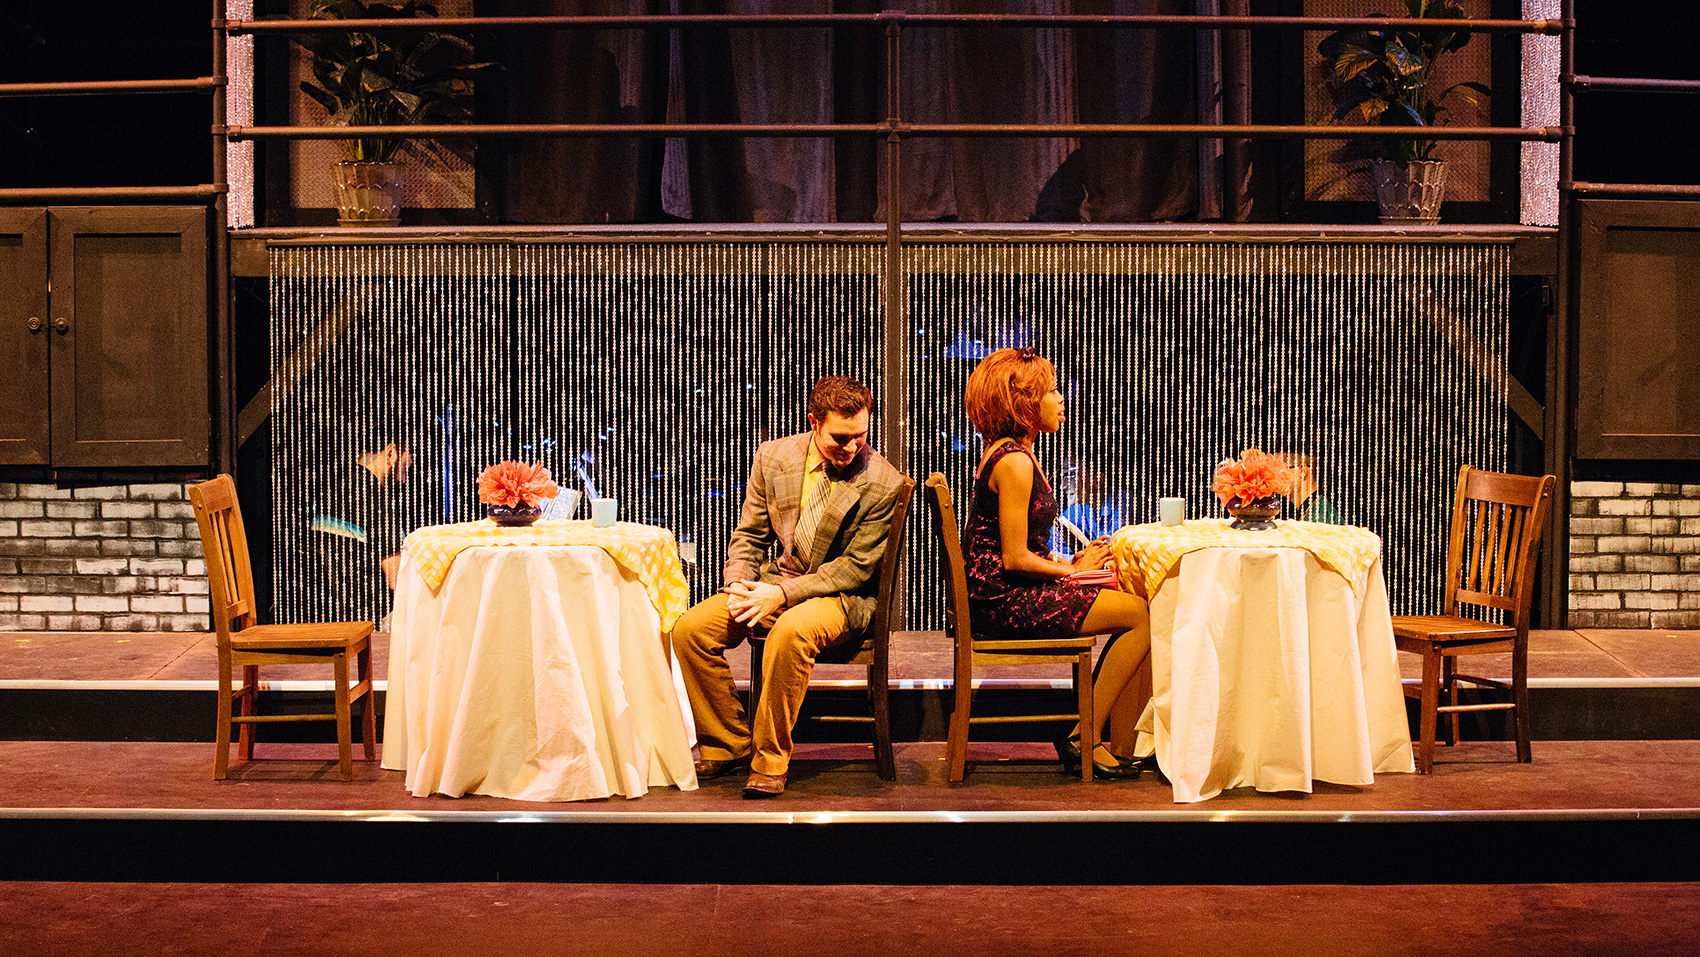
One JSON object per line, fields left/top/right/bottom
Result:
{"left": 1135, "top": 550, "right": 1415, "bottom": 802}
{"left": 382, "top": 545, "right": 698, "bottom": 801}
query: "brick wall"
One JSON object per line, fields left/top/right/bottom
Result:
{"left": 0, "top": 483, "right": 208, "bottom": 632}
{"left": 1568, "top": 481, "right": 1700, "bottom": 629}
{"left": 5, "top": 477, "right": 1696, "bottom": 632}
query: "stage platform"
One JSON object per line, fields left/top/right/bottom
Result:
{"left": 2, "top": 737, "right": 1700, "bottom": 887}
{"left": 2, "top": 629, "right": 1699, "bottom": 890}
{"left": 3, "top": 628, "right": 1700, "bottom": 742}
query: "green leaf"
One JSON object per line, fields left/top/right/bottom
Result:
{"left": 1383, "top": 37, "right": 1424, "bottom": 78}
{"left": 300, "top": 82, "right": 340, "bottom": 115}
{"left": 1383, "top": 102, "right": 1425, "bottom": 127}
{"left": 1448, "top": 80, "right": 1491, "bottom": 102}
{"left": 1357, "top": 99, "right": 1389, "bottom": 124}
{"left": 391, "top": 91, "right": 422, "bottom": 118}
{"left": 1331, "top": 82, "right": 1376, "bottom": 121}
{"left": 1331, "top": 46, "right": 1383, "bottom": 85}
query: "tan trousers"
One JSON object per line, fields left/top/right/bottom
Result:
{"left": 671, "top": 591, "right": 852, "bottom": 776}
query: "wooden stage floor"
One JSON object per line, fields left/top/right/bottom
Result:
{"left": 5, "top": 627, "right": 1700, "bottom": 686}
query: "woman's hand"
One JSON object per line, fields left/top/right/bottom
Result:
{"left": 1070, "top": 539, "right": 1112, "bottom": 572}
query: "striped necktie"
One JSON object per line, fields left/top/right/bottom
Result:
{"left": 791, "top": 464, "right": 835, "bottom": 572}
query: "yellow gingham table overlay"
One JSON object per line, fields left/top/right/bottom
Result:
{"left": 1110, "top": 519, "right": 1383, "bottom": 599}
{"left": 403, "top": 520, "right": 691, "bottom": 630}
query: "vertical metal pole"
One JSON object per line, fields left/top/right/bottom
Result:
{"left": 881, "top": 12, "right": 906, "bottom": 475}
{"left": 213, "top": 0, "right": 235, "bottom": 477}
{"left": 881, "top": 12, "right": 907, "bottom": 629}
{"left": 1545, "top": 0, "right": 1575, "bottom": 627}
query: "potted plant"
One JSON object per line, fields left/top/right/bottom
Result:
{"left": 293, "top": 0, "right": 490, "bottom": 225}
{"left": 1318, "top": 0, "right": 1489, "bottom": 224}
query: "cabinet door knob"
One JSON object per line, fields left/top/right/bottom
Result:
{"left": 53, "top": 317, "right": 69, "bottom": 334}
{"left": 27, "top": 317, "right": 42, "bottom": 332}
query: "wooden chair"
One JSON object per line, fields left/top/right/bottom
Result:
{"left": 749, "top": 476, "right": 914, "bottom": 781}
{"left": 1392, "top": 464, "right": 1556, "bottom": 773}
{"left": 925, "top": 472, "right": 1098, "bottom": 783}
{"left": 188, "top": 474, "right": 376, "bottom": 781}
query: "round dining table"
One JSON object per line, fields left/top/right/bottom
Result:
{"left": 1110, "top": 518, "right": 1415, "bottom": 802}
{"left": 382, "top": 519, "right": 699, "bottom": 802}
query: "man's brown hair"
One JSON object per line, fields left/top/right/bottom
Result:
{"left": 807, "top": 376, "right": 873, "bottom": 421}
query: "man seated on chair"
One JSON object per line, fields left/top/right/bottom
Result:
{"left": 673, "top": 376, "right": 905, "bottom": 798}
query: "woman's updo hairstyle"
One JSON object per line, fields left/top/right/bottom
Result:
{"left": 963, "top": 346, "right": 1057, "bottom": 443}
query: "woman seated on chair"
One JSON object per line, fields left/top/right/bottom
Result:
{"left": 961, "top": 346, "right": 1152, "bottom": 779}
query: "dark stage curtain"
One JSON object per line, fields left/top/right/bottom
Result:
{"left": 496, "top": 0, "right": 1254, "bottom": 223}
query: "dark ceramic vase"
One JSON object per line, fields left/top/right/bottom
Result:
{"left": 487, "top": 503, "right": 544, "bottom": 527}
{"left": 1225, "top": 496, "right": 1281, "bottom": 531}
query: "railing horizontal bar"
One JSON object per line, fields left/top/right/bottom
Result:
{"left": 229, "top": 123, "right": 881, "bottom": 139}
{"left": 1565, "top": 181, "right": 1700, "bottom": 196}
{"left": 227, "top": 14, "right": 1560, "bottom": 34}
{"left": 0, "top": 77, "right": 222, "bottom": 97}
{"left": 234, "top": 223, "right": 1550, "bottom": 243}
{"left": 1568, "top": 75, "right": 1700, "bottom": 93}
{"left": 229, "top": 123, "right": 1559, "bottom": 142}
{"left": 908, "top": 123, "right": 1555, "bottom": 140}
{"left": 0, "top": 185, "right": 222, "bottom": 203}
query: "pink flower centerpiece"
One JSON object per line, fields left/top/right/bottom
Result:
{"left": 1212, "top": 448, "right": 1300, "bottom": 530}
{"left": 477, "top": 460, "right": 559, "bottom": 527}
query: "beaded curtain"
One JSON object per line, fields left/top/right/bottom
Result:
{"left": 270, "top": 240, "right": 1507, "bottom": 625}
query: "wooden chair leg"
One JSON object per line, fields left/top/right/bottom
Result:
{"left": 1442, "top": 654, "right": 1459, "bottom": 746}
{"left": 238, "top": 664, "right": 258, "bottom": 760}
{"left": 870, "top": 661, "right": 895, "bottom": 782}
{"left": 1416, "top": 647, "right": 1442, "bottom": 774}
{"left": 1513, "top": 648, "right": 1533, "bottom": 764}
{"left": 748, "top": 638, "right": 765, "bottom": 717}
{"left": 1076, "top": 652, "right": 1094, "bottom": 784}
{"left": 214, "top": 669, "right": 233, "bottom": 780}
{"left": 359, "top": 644, "right": 376, "bottom": 761}
{"left": 946, "top": 675, "right": 972, "bottom": 783}
{"left": 334, "top": 654, "right": 353, "bottom": 782}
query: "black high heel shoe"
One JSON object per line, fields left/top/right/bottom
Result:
{"left": 1054, "top": 733, "right": 1143, "bottom": 780}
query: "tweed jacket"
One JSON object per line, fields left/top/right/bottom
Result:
{"left": 723, "top": 431, "right": 906, "bottom": 639}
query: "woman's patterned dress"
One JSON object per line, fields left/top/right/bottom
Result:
{"left": 963, "top": 443, "right": 1100, "bottom": 640}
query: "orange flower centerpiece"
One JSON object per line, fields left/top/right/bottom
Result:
{"left": 1212, "top": 447, "right": 1300, "bottom": 530}
{"left": 477, "top": 460, "right": 559, "bottom": 527}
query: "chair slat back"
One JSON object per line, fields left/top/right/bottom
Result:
{"left": 188, "top": 475, "right": 258, "bottom": 639}
{"left": 924, "top": 473, "right": 974, "bottom": 646}
{"left": 868, "top": 477, "right": 917, "bottom": 643}
{"left": 1444, "top": 465, "right": 1556, "bottom": 627}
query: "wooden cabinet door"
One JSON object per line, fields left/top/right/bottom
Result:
{"left": 1576, "top": 199, "right": 1700, "bottom": 460}
{"left": 0, "top": 209, "right": 50, "bottom": 465}
{"left": 48, "top": 207, "right": 209, "bottom": 468}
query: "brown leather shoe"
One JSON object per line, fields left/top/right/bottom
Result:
{"left": 741, "top": 771, "right": 786, "bottom": 798}
{"left": 694, "top": 754, "right": 750, "bottom": 779}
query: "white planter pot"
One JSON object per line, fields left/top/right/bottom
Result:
{"left": 332, "top": 160, "right": 403, "bottom": 227}
{"left": 1370, "top": 158, "right": 1447, "bottom": 225}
